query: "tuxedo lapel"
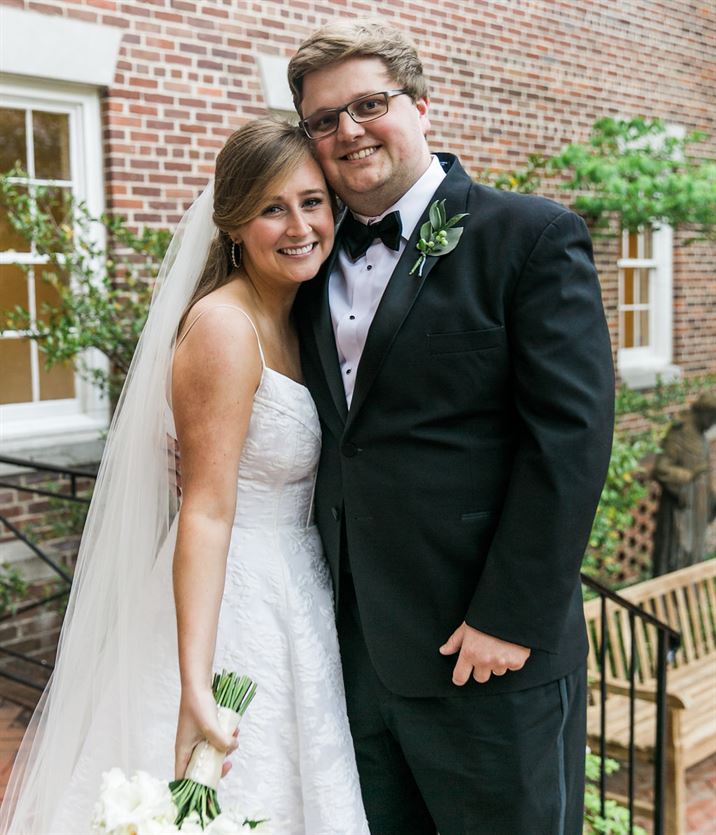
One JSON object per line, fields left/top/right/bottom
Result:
{"left": 345, "top": 155, "right": 472, "bottom": 432}
{"left": 309, "top": 239, "right": 349, "bottom": 426}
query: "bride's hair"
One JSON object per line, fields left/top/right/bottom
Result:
{"left": 186, "top": 118, "right": 313, "bottom": 312}
{"left": 1, "top": 117, "right": 332, "bottom": 834}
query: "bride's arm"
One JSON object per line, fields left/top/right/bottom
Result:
{"left": 170, "top": 307, "right": 262, "bottom": 780}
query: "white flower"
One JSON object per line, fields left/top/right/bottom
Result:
{"left": 132, "top": 771, "right": 177, "bottom": 822}
{"left": 204, "top": 812, "right": 242, "bottom": 834}
{"left": 92, "top": 769, "right": 178, "bottom": 835}
{"left": 138, "top": 820, "right": 180, "bottom": 835}
{"left": 93, "top": 770, "right": 270, "bottom": 835}
{"left": 176, "top": 812, "right": 204, "bottom": 834}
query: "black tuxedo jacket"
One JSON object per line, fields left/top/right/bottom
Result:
{"left": 295, "top": 154, "right": 614, "bottom": 697}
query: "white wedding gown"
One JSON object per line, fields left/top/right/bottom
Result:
{"left": 49, "top": 309, "right": 369, "bottom": 834}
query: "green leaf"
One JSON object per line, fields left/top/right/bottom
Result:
{"left": 433, "top": 227, "right": 464, "bottom": 255}
{"left": 445, "top": 212, "right": 469, "bottom": 229}
{"left": 0, "top": 169, "right": 169, "bottom": 404}
{"left": 428, "top": 201, "right": 441, "bottom": 229}
{"left": 419, "top": 220, "right": 433, "bottom": 240}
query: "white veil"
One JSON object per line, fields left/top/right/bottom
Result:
{"left": 0, "top": 182, "right": 216, "bottom": 834}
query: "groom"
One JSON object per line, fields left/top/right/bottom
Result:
{"left": 289, "top": 20, "right": 614, "bottom": 834}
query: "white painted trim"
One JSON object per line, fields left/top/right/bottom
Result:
{"left": 618, "top": 364, "right": 682, "bottom": 390}
{"left": 0, "top": 77, "right": 105, "bottom": 218}
{"left": 0, "top": 79, "right": 109, "bottom": 438}
{"left": 0, "top": 411, "right": 107, "bottom": 452}
{"left": 0, "top": 8, "right": 123, "bottom": 87}
{"left": 615, "top": 120, "right": 685, "bottom": 388}
{"left": 650, "top": 223, "right": 674, "bottom": 368}
{"left": 618, "top": 224, "right": 679, "bottom": 388}
{"left": 256, "top": 53, "right": 294, "bottom": 112}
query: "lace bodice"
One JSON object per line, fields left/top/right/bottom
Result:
{"left": 234, "top": 367, "right": 320, "bottom": 531}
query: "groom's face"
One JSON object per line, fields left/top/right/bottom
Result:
{"left": 300, "top": 56, "right": 431, "bottom": 216}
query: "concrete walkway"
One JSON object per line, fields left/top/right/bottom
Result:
{"left": 0, "top": 701, "right": 28, "bottom": 803}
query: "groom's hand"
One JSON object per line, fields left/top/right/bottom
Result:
{"left": 439, "top": 622, "right": 531, "bottom": 685}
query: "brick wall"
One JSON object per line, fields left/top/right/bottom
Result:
{"left": 1, "top": 0, "right": 714, "bottom": 701}
{"left": 2, "top": 0, "right": 714, "bottom": 376}
{"left": 0, "top": 475, "right": 53, "bottom": 547}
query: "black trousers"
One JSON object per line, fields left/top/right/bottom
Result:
{"left": 337, "top": 575, "right": 586, "bottom": 835}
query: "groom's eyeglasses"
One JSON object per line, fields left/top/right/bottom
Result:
{"left": 300, "top": 90, "right": 409, "bottom": 140}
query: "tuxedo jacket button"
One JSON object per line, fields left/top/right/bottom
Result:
{"left": 342, "top": 442, "right": 358, "bottom": 458}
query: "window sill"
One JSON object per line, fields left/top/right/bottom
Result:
{"left": 618, "top": 362, "right": 682, "bottom": 391}
{"left": 0, "top": 413, "right": 106, "bottom": 466}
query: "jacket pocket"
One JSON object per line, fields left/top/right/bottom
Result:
{"left": 460, "top": 510, "right": 497, "bottom": 522}
{"left": 428, "top": 326, "right": 505, "bottom": 355}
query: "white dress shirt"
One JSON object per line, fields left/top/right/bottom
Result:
{"left": 329, "top": 155, "right": 446, "bottom": 407}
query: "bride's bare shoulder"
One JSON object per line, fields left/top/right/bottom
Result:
{"left": 173, "top": 291, "right": 261, "bottom": 392}
{"left": 178, "top": 281, "right": 254, "bottom": 337}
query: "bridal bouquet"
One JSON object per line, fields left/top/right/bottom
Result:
{"left": 92, "top": 769, "right": 268, "bottom": 833}
{"left": 171, "top": 671, "right": 257, "bottom": 827}
{"left": 93, "top": 671, "right": 262, "bottom": 833}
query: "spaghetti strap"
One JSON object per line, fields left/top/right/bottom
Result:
{"left": 175, "top": 304, "right": 266, "bottom": 367}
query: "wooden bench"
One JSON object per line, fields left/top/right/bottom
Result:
{"left": 584, "top": 559, "right": 716, "bottom": 835}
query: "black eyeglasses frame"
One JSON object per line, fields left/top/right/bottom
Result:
{"left": 300, "top": 89, "right": 409, "bottom": 140}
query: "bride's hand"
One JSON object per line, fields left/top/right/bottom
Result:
{"left": 174, "top": 686, "right": 239, "bottom": 781}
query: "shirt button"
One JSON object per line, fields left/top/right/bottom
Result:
{"left": 349, "top": 315, "right": 355, "bottom": 320}
{"left": 346, "top": 368, "right": 352, "bottom": 375}
{"left": 366, "top": 265, "right": 373, "bottom": 271}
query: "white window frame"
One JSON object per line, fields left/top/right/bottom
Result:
{"left": 617, "top": 223, "right": 680, "bottom": 389}
{"left": 616, "top": 124, "right": 684, "bottom": 390}
{"left": 0, "top": 76, "right": 109, "bottom": 450}
{"left": 256, "top": 53, "right": 298, "bottom": 122}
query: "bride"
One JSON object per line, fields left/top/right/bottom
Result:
{"left": 0, "top": 119, "right": 369, "bottom": 835}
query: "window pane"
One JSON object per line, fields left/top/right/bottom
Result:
{"left": 36, "top": 187, "right": 73, "bottom": 253}
{"left": 638, "top": 310, "right": 649, "bottom": 347}
{"left": 622, "top": 310, "right": 634, "bottom": 349}
{"left": 0, "top": 185, "right": 31, "bottom": 252}
{"left": 623, "top": 268, "right": 634, "bottom": 305}
{"left": 0, "top": 338, "right": 33, "bottom": 403}
{"left": 0, "top": 264, "right": 29, "bottom": 324}
{"left": 0, "top": 108, "right": 27, "bottom": 172}
{"left": 39, "top": 356, "right": 75, "bottom": 400}
{"left": 642, "top": 228, "right": 652, "bottom": 259}
{"left": 33, "top": 111, "right": 71, "bottom": 180}
{"left": 34, "top": 266, "right": 66, "bottom": 325}
{"left": 639, "top": 269, "right": 650, "bottom": 305}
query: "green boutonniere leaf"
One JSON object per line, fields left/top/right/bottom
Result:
{"left": 410, "top": 200, "right": 469, "bottom": 277}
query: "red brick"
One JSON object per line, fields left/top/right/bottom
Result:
{"left": 0, "top": 0, "right": 710, "bottom": 377}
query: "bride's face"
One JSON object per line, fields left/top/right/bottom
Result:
{"left": 233, "top": 155, "right": 334, "bottom": 288}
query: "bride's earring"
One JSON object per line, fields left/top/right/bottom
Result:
{"left": 231, "top": 241, "right": 242, "bottom": 270}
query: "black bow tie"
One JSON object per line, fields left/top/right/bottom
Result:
{"left": 341, "top": 211, "right": 402, "bottom": 260}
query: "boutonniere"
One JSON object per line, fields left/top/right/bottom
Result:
{"left": 409, "top": 199, "right": 469, "bottom": 277}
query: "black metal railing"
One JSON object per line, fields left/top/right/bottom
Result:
{"left": 0, "top": 454, "right": 97, "bottom": 697}
{"left": 581, "top": 572, "right": 682, "bottom": 835}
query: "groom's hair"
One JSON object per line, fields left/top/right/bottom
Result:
{"left": 287, "top": 19, "right": 429, "bottom": 115}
